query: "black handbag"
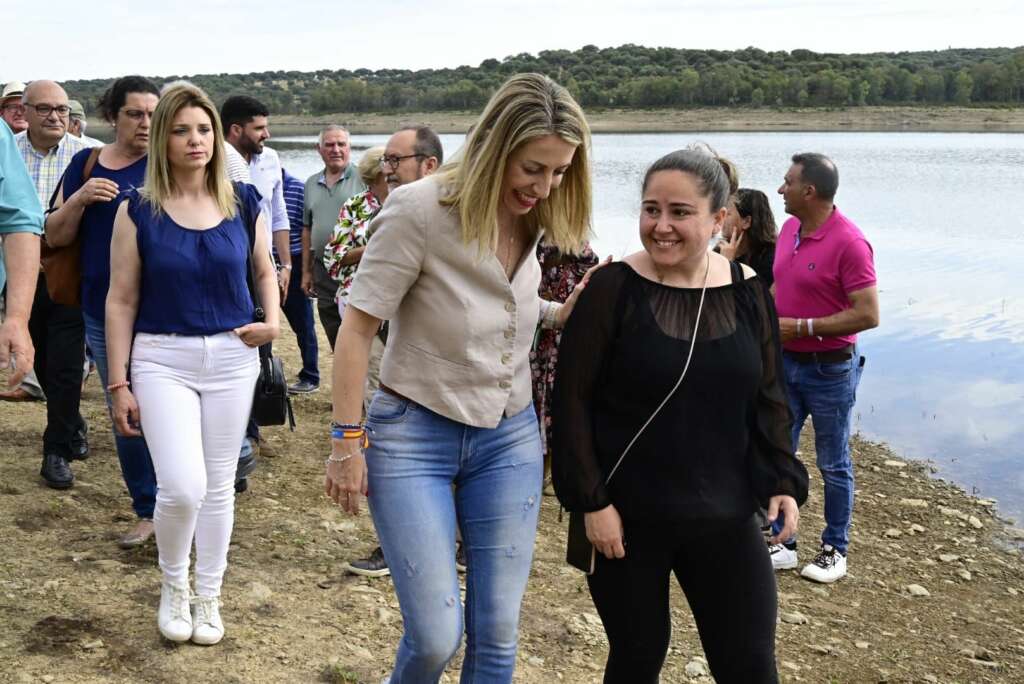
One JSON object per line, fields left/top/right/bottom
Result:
{"left": 239, "top": 185, "right": 295, "bottom": 430}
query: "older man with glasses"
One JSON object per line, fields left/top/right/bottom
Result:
{"left": 1, "top": 81, "right": 28, "bottom": 134}
{"left": 8, "top": 80, "right": 89, "bottom": 489}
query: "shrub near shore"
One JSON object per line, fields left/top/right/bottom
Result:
{"left": 1, "top": 329, "right": 1023, "bottom": 682}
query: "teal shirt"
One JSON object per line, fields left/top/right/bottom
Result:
{"left": 303, "top": 166, "right": 366, "bottom": 301}
{"left": 0, "top": 120, "right": 44, "bottom": 292}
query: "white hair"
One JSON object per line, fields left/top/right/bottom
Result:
{"left": 317, "top": 124, "right": 350, "bottom": 146}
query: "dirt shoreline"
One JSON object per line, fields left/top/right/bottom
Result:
{"left": 84, "top": 106, "right": 1024, "bottom": 137}
{"left": 2, "top": 328, "right": 1023, "bottom": 683}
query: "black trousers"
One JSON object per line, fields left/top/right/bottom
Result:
{"left": 316, "top": 298, "right": 341, "bottom": 353}
{"left": 587, "top": 514, "right": 778, "bottom": 684}
{"left": 27, "top": 273, "right": 86, "bottom": 459}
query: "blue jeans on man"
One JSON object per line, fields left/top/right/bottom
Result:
{"left": 280, "top": 255, "right": 319, "bottom": 386}
{"left": 365, "top": 391, "right": 542, "bottom": 683}
{"left": 82, "top": 312, "right": 157, "bottom": 519}
{"left": 774, "top": 350, "right": 864, "bottom": 555}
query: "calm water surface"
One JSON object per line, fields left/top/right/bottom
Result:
{"left": 275, "top": 131, "right": 1024, "bottom": 523}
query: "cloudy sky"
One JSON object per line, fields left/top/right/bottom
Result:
{"left": 6, "top": 0, "right": 1022, "bottom": 82}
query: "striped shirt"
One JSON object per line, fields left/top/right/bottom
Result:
{"left": 13, "top": 131, "right": 86, "bottom": 211}
{"left": 281, "top": 168, "right": 304, "bottom": 255}
{"left": 224, "top": 143, "right": 251, "bottom": 183}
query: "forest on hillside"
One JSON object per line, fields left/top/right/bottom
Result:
{"left": 64, "top": 44, "right": 1024, "bottom": 116}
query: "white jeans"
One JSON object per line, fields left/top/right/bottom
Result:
{"left": 131, "top": 331, "right": 258, "bottom": 596}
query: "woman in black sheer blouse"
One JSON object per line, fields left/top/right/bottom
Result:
{"left": 551, "top": 149, "right": 808, "bottom": 683}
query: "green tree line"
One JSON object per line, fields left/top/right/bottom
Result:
{"left": 64, "top": 44, "right": 1024, "bottom": 116}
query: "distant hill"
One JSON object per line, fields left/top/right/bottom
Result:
{"left": 64, "top": 44, "right": 1024, "bottom": 117}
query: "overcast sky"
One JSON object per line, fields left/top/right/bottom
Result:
{"left": 5, "top": 0, "right": 1022, "bottom": 83}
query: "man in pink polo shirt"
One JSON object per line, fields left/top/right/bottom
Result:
{"left": 770, "top": 152, "right": 879, "bottom": 584}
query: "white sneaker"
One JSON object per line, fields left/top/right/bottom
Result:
{"left": 158, "top": 582, "right": 193, "bottom": 642}
{"left": 191, "top": 595, "right": 225, "bottom": 645}
{"left": 768, "top": 543, "right": 799, "bottom": 570}
{"left": 800, "top": 544, "right": 847, "bottom": 583}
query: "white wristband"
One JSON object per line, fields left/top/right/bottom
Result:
{"left": 807, "top": 318, "right": 815, "bottom": 337}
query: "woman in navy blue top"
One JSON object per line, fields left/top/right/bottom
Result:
{"left": 105, "top": 83, "right": 279, "bottom": 647}
{"left": 45, "top": 75, "right": 161, "bottom": 549}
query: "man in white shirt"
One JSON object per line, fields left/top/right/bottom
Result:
{"left": 221, "top": 96, "right": 291, "bottom": 295}
{"left": 220, "top": 95, "right": 290, "bottom": 486}
{"left": 66, "top": 100, "right": 103, "bottom": 148}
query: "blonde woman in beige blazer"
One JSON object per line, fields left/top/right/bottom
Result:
{"left": 323, "top": 73, "right": 603, "bottom": 683}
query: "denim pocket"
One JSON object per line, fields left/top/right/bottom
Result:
{"left": 816, "top": 360, "right": 852, "bottom": 379}
{"left": 367, "top": 390, "right": 413, "bottom": 424}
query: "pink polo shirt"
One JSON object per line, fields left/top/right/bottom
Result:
{"left": 773, "top": 206, "right": 876, "bottom": 353}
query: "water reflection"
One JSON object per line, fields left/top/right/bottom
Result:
{"left": 279, "top": 131, "right": 1024, "bottom": 522}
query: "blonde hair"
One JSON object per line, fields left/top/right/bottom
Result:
{"left": 358, "top": 146, "right": 386, "bottom": 186}
{"left": 143, "top": 83, "right": 236, "bottom": 219}
{"left": 438, "top": 73, "right": 592, "bottom": 254}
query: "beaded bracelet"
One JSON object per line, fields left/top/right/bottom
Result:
{"left": 107, "top": 380, "right": 130, "bottom": 392}
{"left": 330, "top": 423, "right": 371, "bottom": 448}
{"left": 325, "top": 453, "right": 355, "bottom": 465}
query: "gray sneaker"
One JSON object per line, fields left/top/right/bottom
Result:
{"left": 345, "top": 546, "right": 390, "bottom": 577}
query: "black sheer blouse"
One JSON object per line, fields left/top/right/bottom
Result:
{"left": 551, "top": 261, "right": 808, "bottom": 523}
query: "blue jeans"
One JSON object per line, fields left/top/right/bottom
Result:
{"left": 83, "top": 312, "right": 157, "bottom": 519}
{"left": 365, "top": 392, "right": 543, "bottom": 684}
{"left": 280, "top": 255, "right": 319, "bottom": 385}
{"left": 775, "top": 350, "right": 864, "bottom": 555}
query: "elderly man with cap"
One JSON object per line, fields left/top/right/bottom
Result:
{"left": 1, "top": 81, "right": 28, "bottom": 134}
{"left": 66, "top": 100, "right": 102, "bottom": 147}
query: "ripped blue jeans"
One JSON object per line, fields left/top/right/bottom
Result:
{"left": 365, "top": 391, "right": 543, "bottom": 684}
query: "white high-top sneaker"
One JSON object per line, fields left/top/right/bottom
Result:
{"left": 191, "top": 595, "right": 225, "bottom": 645}
{"left": 158, "top": 582, "right": 193, "bottom": 642}
{"left": 800, "top": 544, "right": 848, "bottom": 583}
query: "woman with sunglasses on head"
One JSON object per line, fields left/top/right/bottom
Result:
{"left": 324, "top": 73, "right": 604, "bottom": 682}
{"left": 719, "top": 187, "right": 779, "bottom": 288}
{"left": 105, "top": 83, "right": 279, "bottom": 645}
{"left": 45, "top": 75, "right": 162, "bottom": 549}
{"left": 551, "top": 148, "right": 808, "bottom": 683}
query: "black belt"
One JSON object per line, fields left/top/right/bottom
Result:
{"left": 783, "top": 345, "right": 854, "bottom": 365}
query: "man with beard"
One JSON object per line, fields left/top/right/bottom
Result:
{"left": 222, "top": 95, "right": 291, "bottom": 481}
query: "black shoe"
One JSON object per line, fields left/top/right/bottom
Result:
{"left": 455, "top": 542, "right": 467, "bottom": 574}
{"left": 41, "top": 453, "right": 74, "bottom": 489}
{"left": 69, "top": 425, "right": 89, "bottom": 461}
{"left": 344, "top": 547, "right": 390, "bottom": 577}
{"left": 287, "top": 379, "right": 319, "bottom": 395}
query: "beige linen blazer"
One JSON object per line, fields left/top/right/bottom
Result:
{"left": 348, "top": 175, "right": 555, "bottom": 429}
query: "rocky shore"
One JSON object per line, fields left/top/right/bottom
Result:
{"left": 2, "top": 330, "right": 1022, "bottom": 683}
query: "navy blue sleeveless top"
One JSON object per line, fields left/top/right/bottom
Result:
{"left": 127, "top": 183, "right": 261, "bottom": 336}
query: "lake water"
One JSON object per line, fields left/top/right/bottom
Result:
{"left": 274, "top": 131, "right": 1024, "bottom": 524}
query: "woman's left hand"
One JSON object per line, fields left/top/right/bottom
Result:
{"left": 234, "top": 322, "right": 279, "bottom": 347}
{"left": 555, "top": 256, "right": 613, "bottom": 327}
{"left": 766, "top": 495, "right": 799, "bottom": 544}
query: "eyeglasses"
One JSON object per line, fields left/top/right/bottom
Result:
{"left": 1, "top": 102, "right": 25, "bottom": 114}
{"left": 121, "top": 108, "right": 155, "bottom": 121}
{"left": 379, "top": 153, "right": 424, "bottom": 169}
{"left": 25, "top": 103, "right": 70, "bottom": 117}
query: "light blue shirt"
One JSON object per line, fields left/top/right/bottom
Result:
{"left": 0, "top": 120, "right": 44, "bottom": 292}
